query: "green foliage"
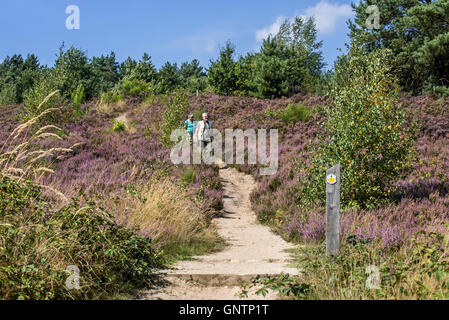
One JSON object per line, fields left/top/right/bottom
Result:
{"left": 180, "top": 59, "right": 207, "bottom": 94}
{"left": 22, "top": 69, "right": 65, "bottom": 121}
{"left": 128, "top": 53, "right": 157, "bottom": 83}
{"left": 119, "top": 78, "right": 150, "bottom": 98}
{"left": 207, "top": 41, "right": 238, "bottom": 96}
{"left": 90, "top": 52, "right": 120, "bottom": 95}
{"left": 242, "top": 230, "right": 449, "bottom": 300}
{"left": 275, "top": 16, "right": 324, "bottom": 94}
{"left": 240, "top": 273, "right": 310, "bottom": 299}
{"left": 279, "top": 103, "right": 313, "bottom": 125}
{"left": 299, "top": 41, "right": 415, "bottom": 208}
{"left": 249, "top": 37, "right": 289, "bottom": 99}
{"left": 0, "top": 83, "right": 17, "bottom": 106}
{"left": 349, "top": 0, "right": 449, "bottom": 95}
{"left": 181, "top": 166, "right": 197, "bottom": 184}
{"left": 0, "top": 54, "right": 41, "bottom": 104}
{"left": 112, "top": 120, "right": 126, "bottom": 132}
{"left": 160, "top": 90, "right": 190, "bottom": 147}
{"left": 54, "top": 45, "right": 94, "bottom": 100}
{"left": 71, "top": 84, "right": 85, "bottom": 117}
{"left": 234, "top": 53, "right": 256, "bottom": 95}
{"left": 314, "top": 70, "right": 334, "bottom": 96}
{"left": 119, "top": 57, "right": 138, "bottom": 79}
{"left": 249, "top": 17, "right": 324, "bottom": 98}
{"left": 0, "top": 175, "right": 163, "bottom": 300}
{"left": 101, "top": 91, "right": 122, "bottom": 104}
{"left": 157, "top": 62, "right": 181, "bottom": 94}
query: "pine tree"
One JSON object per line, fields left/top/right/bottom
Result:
{"left": 207, "top": 41, "right": 238, "bottom": 95}
{"left": 349, "top": 0, "right": 449, "bottom": 94}
{"left": 249, "top": 37, "right": 289, "bottom": 99}
{"left": 158, "top": 62, "right": 181, "bottom": 93}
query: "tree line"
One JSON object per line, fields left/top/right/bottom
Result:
{"left": 1, "top": 0, "right": 448, "bottom": 108}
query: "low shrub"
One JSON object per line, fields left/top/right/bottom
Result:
{"left": 0, "top": 83, "right": 17, "bottom": 106}
{"left": 279, "top": 103, "right": 313, "bottom": 124}
{"left": 120, "top": 78, "right": 150, "bottom": 98}
{"left": 112, "top": 120, "right": 126, "bottom": 132}
{"left": 0, "top": 175, "right": 162, "bottom": 300}
{"left": 181, "top": 166, "right": 197, "bottom": 184}
{"left": 22, "top": 70, "right": 65, "bottom": 122}
{"left": 71, "top": 84, "right": 85, "bottom": 117}
{"left": 101, "top": 91, "right": 122, "bottom": 105}
{"left": 160, "top": 90, "right": 189, "bottom": 147}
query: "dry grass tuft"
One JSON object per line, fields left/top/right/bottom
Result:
{"left": 0, "top": 91, "right": 71, "bottom": 200}
{"left": 122, "top": 178, "right": 223, "bottom": 258}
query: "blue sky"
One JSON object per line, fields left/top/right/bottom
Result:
{"left": 0, "top": 0, "right": 355, "bottom": 70}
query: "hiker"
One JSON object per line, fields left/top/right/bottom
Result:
{"left": 184, "top": 114, "right": 196, "bottom": 141}
{"left": 194, "top": 113, "right": 213, "bottom": 158}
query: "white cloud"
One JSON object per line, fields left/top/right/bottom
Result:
{"left": 255, "top": 16, "right": 286, "bottom": 42}
{"left": 256, "top": 1, "right": 354, "bottom": 41}
{"left": 172, "top": 31, "right": 233, "bottom": 54}
{"left": 300, "top": 1, "right": 353, "bottom": 34}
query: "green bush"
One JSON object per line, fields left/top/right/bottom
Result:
{"left": 0, "top": 83, "right": 17, "bottom": 106}
{"left": 181, "top": 167, "right": 197, "bottom": 184}
{"left": 160, "top": 90, "right": 189, "bottom": 147}
{"left": 279, "top": 103, "right": 313, "bottom": 124}
{"left": 101, "top": 91, "right": 122, "bottom": 104}
{"left": 299, "top": 41, "right": 415, "bottom": 208}
{"left": 71, "top": 84, "right": 85, "bottom": 117}
{"left": 0, "top": 175, "right": 163, "bottom": 300}
{"left": 119, "top": 78, "right": 150, "bottom": 98}
{"left": 112, "top": 120, "right": 126, "bottom": 132}
{"left": 22, "top": 70, "right": 65, "bottom": 121}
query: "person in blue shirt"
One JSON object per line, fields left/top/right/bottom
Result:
{"left": 184, "top": 114, "right": 196, "bottom": 141}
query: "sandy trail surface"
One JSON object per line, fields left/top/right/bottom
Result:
{"left": 138, "top": 162, "right": 299, "bottom": 300}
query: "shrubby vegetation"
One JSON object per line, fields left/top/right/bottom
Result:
{"left": 299, "top": 39, "right": 415, "bottom": 209}
{"left": 0, "top": 176, "right": 162, "bottom": 300}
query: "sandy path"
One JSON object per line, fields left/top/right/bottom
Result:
{"left": 138, "top": 163, "right": 298, "bottom": 300}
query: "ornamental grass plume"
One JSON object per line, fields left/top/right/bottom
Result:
{"left": 0, "top": 91, "right": 75, "bottom": 201}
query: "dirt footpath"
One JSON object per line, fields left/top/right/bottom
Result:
{"left": 138, "top": 163, "right": 299, "bottom": 300}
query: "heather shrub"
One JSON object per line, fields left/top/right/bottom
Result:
{"left": 299, "top": 44, "right": 415, "bottom": 208}
{"left": 0, "top": 99, "right": 163, "bottom": 299}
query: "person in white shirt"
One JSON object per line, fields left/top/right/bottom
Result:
{"left": 194, "top": 113, "right": 213, "bottom": 158}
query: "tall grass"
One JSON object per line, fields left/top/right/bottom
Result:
{"left": 122, "top": 178, "right": 224, "bottom": 260}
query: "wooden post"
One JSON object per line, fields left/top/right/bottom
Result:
{"left": 326, "top": 164, "right": 341, "bottom": 257}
